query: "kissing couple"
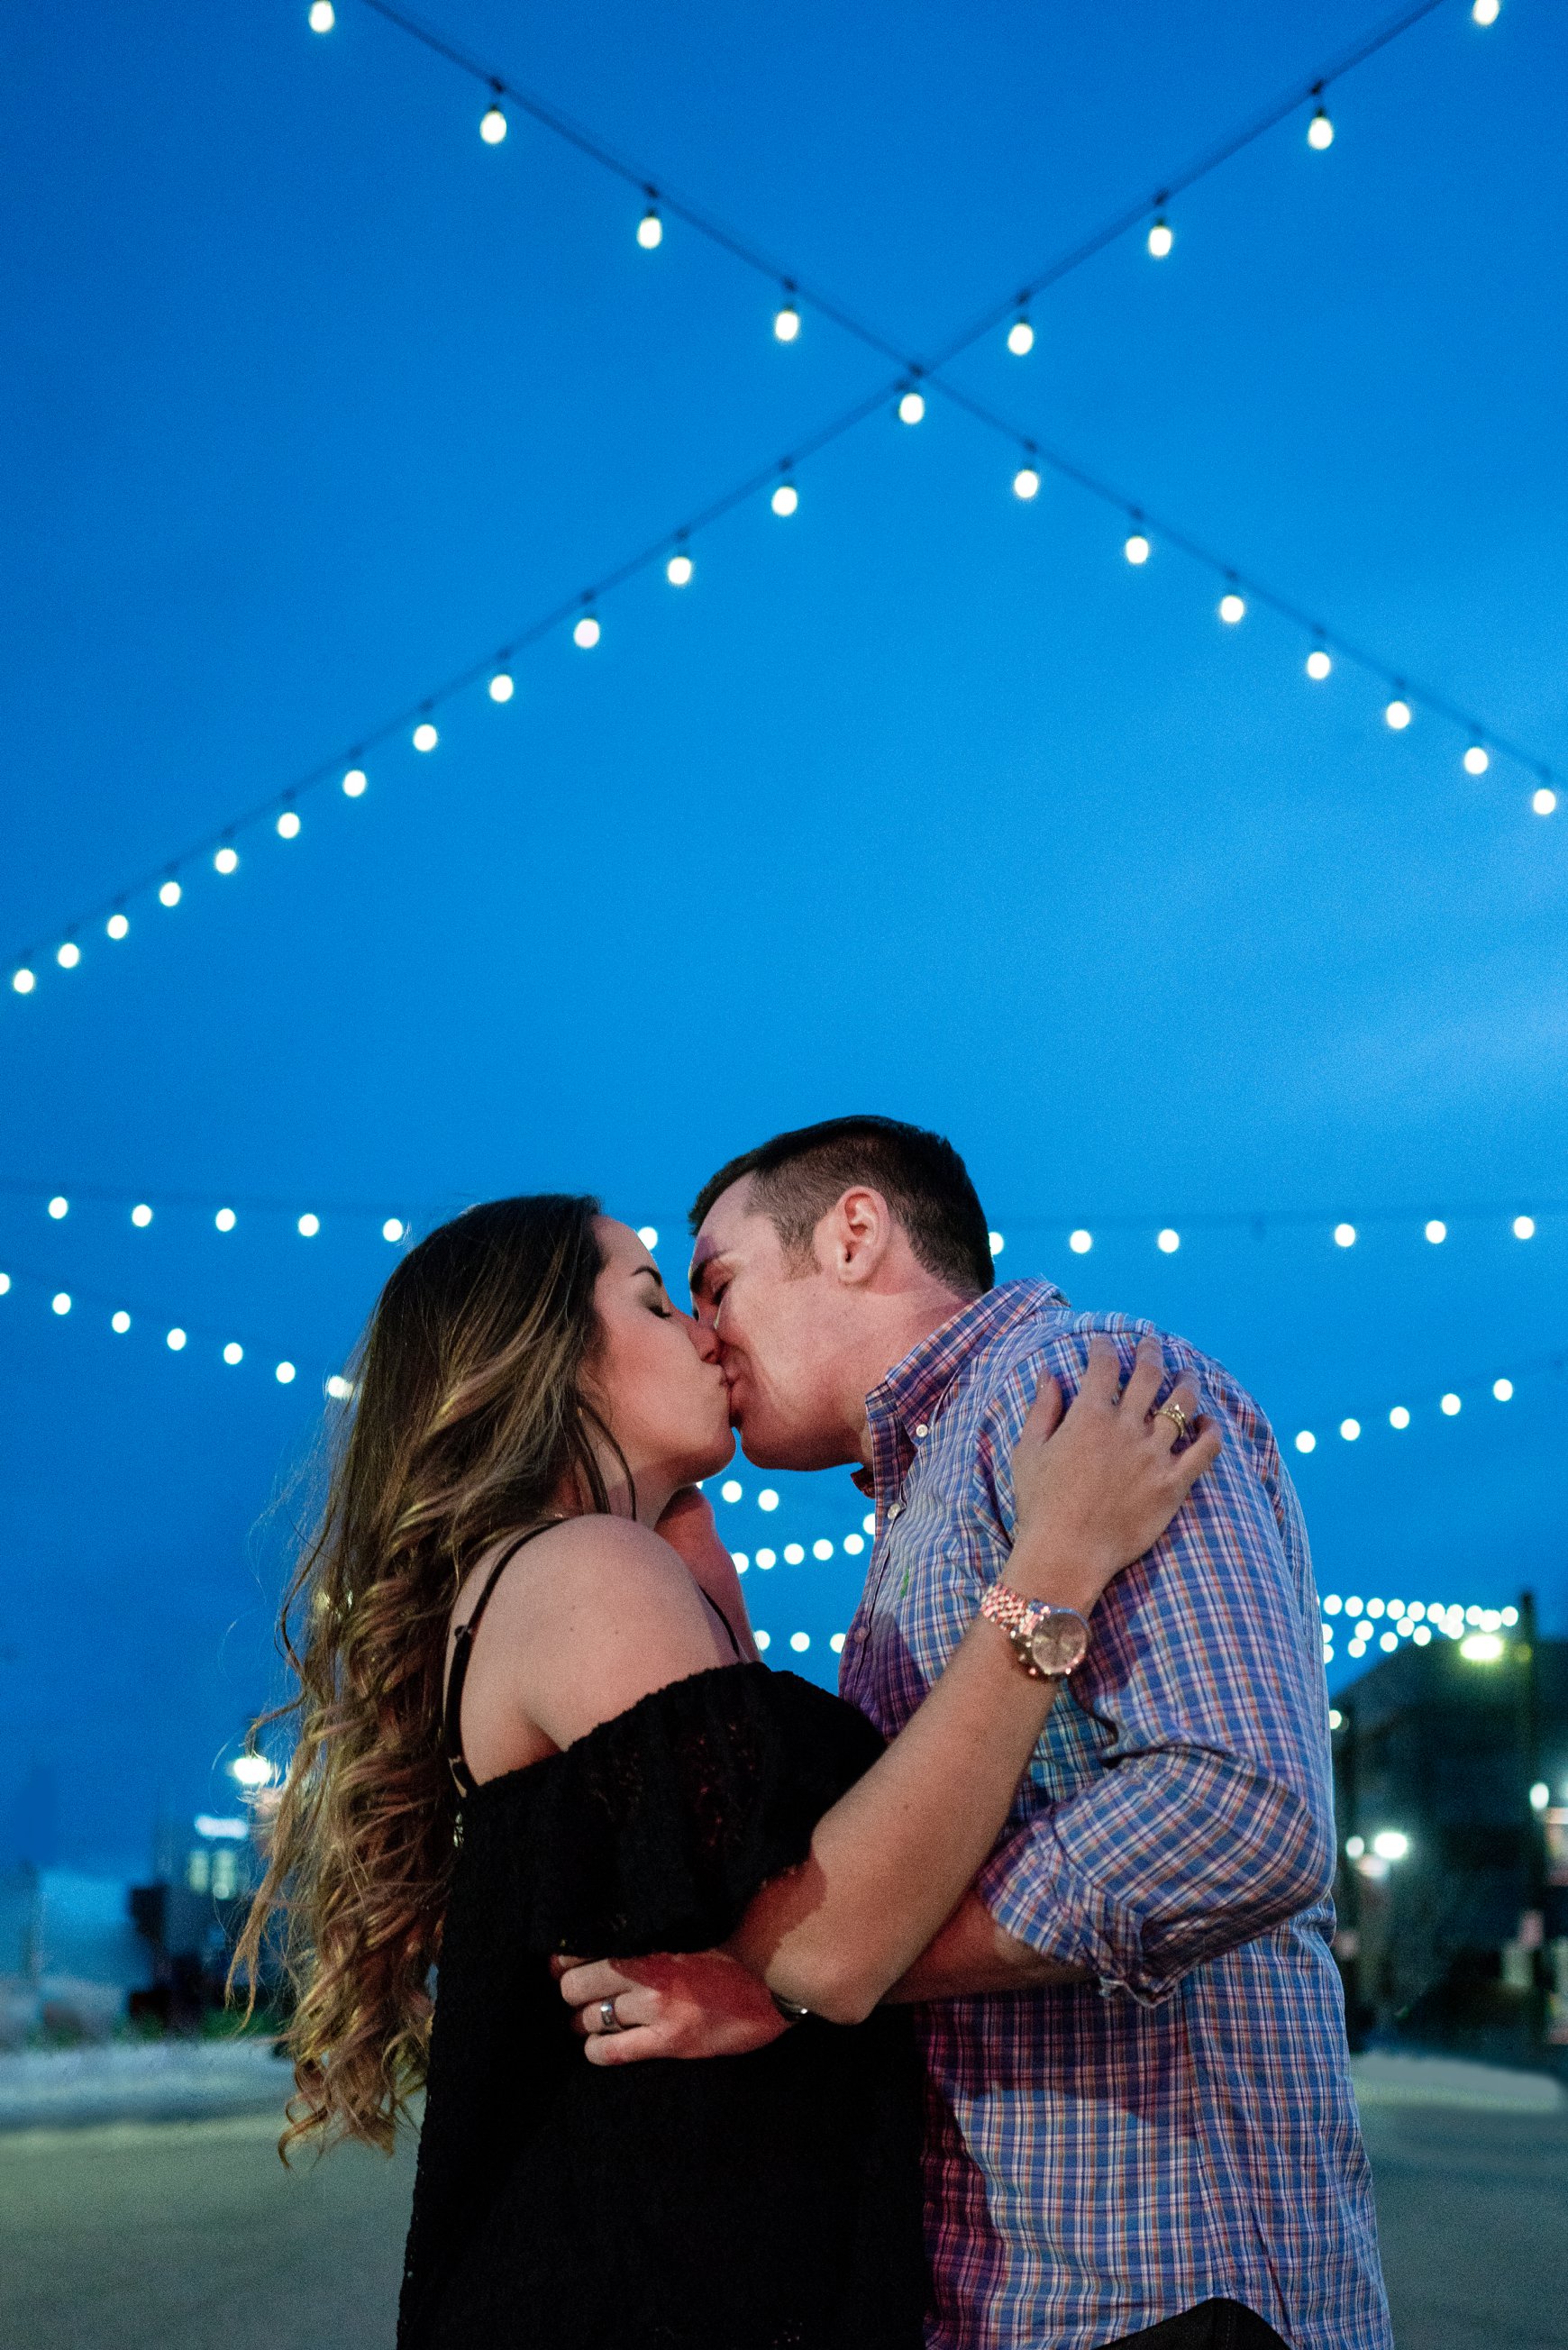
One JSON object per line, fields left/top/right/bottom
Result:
{"left": 241, "top": 1115, "right": 1391, "bottom": 2350}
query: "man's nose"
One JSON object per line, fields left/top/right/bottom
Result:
{"left": 680, "top": 1310, "right": 722, "bottom": 1365}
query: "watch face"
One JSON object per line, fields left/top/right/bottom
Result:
{"left": 1028, "top": 1613, "right": 1089, "bottom": 1676}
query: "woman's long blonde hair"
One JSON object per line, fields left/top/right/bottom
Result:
{"left": 233, "top": 1194, "right": 620, "bottom": 2156}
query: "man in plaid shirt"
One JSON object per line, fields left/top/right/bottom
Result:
{"left": 569, "top": 1115, "right": 1390, "bottom": 2350}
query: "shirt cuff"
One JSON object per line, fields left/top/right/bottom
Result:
{"left": 976, "top": 1825, "right": 1177, "bottom": 2008}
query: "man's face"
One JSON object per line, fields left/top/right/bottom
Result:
{"left": 688, "top": 1178, "right": 860, "bottom": 1471}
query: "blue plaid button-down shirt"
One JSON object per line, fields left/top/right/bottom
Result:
{"left": 838, "top": 1280, "right": 1390, "bottom": 2350}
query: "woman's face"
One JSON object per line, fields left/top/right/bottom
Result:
{"left": 588, "top": 1218, "right": 735, "bottom": 1495}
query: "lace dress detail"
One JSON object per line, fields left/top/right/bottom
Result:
{"left": 399, "top": 1663, "right": 925, "bottom": 2350}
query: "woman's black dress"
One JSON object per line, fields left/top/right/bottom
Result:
{"left": 397, "top": 1661, "right": 927, "bottom": 2350}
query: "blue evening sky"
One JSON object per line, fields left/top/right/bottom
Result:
{"left": 3, "top": 0, "right": 1563, "bottom": 1871}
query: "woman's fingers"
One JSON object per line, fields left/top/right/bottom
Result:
{"left": 1119, "top": 1334, "right": 1166, "bottom": 1421}
{"left": 1151, "top": 1379, "right": 1201, "bottom": 1449}
{"left": 1079, "top": 1333, "right": 1124, "bottom": 1405}
{"left": 1168, "top": 1417, "right": 1224, "bottom": 1496}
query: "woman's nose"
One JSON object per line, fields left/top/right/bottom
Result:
{"left": 679, "top": 1309, "right": 722, "bottom": 1364}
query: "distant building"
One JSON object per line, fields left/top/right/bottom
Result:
{"left": 1330, "top": 1599, "right": 1568, "bottom": 2069}
{"left": 130, "top": 1810, "right": 269, "bottom": 2029}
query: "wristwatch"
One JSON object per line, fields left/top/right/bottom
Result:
{"left": 979, "top": 1580, "right": 1091, "bottom": 1680}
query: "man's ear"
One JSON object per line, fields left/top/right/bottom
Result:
{"left": 823, "top": 1188, "right": 893, "bottom": 1287}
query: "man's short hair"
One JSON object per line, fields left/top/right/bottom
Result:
{"left": 689, "top": 1116, "right": 995, "bottom": 1298}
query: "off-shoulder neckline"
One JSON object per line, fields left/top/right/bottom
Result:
{"left": 460, "top": 1660, "right": 850, "bottom": 1808}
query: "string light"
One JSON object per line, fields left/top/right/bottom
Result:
{"left": 1156, "top": 1228, "right": 1181, "bottom": 1253}
{"left": 106, "top": 914, "right": 129, "bottom": 940}
{"left": 1006, "top": 315, "right": 1035, "bottom": 356}
{"left": 770, "top": 478, "right": 798, "bottom": 517}
{"left": 51, "top": 1292, "right": 70, "bottom": 1316}
{"left": 1533, "top": 787, "right": 1557, "bottom": 815}
{"left": 1385, "top": 697, "right": 1413, "bottom": 730}
{"left": 1472, "top": 0, "right": 1500, "bottom": 22}
{"left": 636, "top": 199, "right": 663, "bottom": 250}
{"left": 167, "top": 1328, "right": 187, "bottom": 1353}
{"left": 1124, "top": 533, "right": 1151, "bottom": 565}
{"left": 48, "top": 1198, "right": 68, "bottom": 1219}
{"left": 1493, "top": 1377, "right": 1513, "bottom": 1400}
{"left": 479, "top": 91, "right": 507, "bottom": 144}
{"left": 412, "top": 721, "right": 439, "bottom": 751}
{"left": 112, "top": 1310, "right": 131, "bottom": 1334}
{"left": 276, "top": 810, "right": 301, "bottom": 839}
{"left": 1513, "top": 1216, "right": 1535, "bottom": 1239}
{"left": 307, "top": 2, "right": 335, "bottom": 30}
{"left": 898, "top": 389, "right": 926, "bottom": 425}
{"left": 572, "top": 611, "right": 601, "bottom": 648}
{"left": 159, "top": 880, "right": 181, "bottom": 908}
{"left": 773, "top": 295, "right": 801, "bottom": 342}
{"left": 342, "top": 765, "right": 369, "bottom": 792}
{"left": 276, "top": 1362, "right": 297, "bottom": 1384}
{"left": 1307, "top": 648, "right": 1332, "bottom": 680}
{"left": 382, "top": 1218, "right": 406, "bottom": 1242}
{"left": 223, "top": 1343, "right": 243, "bottom": 1364}
{"left": 296, "top": 1214, "right": 321, "bottom": 1238}
{"left": 1012, "top": 466, "right": 1040, "bottom": 500}
{"left": 1334, "top": 1223, "right": 1356, "bottom": 1247}
{"left": 57, "top": 943, "right": 80, "bottom": 969}
{"left": 1463, "top": 744, "right": 1489, "bottom": 775}
{"left": 1390, "top": 1406, "right": 1411, "bottom": 1429}
{"left": 214, "top": 846, "right": 239, "bottom": 875}
{"left": 131, "top": 1204, "right": 153, "bottom": 1228}
{"left": 214, "top": 1208, "right": 237, "bottom": 1231}
{"left": 1425, "top": 1219, "right": 1447, "bottom": 1243}
{"left": 1307, "top": 95, "right": 1336, "bottom": 150}
{"left": 12, "top": 969, "right": 35, "bottom": 995}
{"left": 666, "top": 551, "right": 694, "bottom": 587}
{"left": 1218, "top": 592, "right": 1245, "bottom": 624}
{"left": 988, "top": 1231, "right": 1006, "bottom": 1258}
{"left": 1147, "top": 215, "right": 1174, "bottom": 259}
{"left": 1069, "top": 1229, "right": 1093, "bottom": 1253}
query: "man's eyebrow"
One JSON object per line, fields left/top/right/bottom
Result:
{"left": 688, "top": 1252, "right": 725, "bottom": 1300}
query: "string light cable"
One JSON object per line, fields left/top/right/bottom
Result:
{"left": 0, "top": 1259, "right": 331, "bottom": 1394}
{"left": 6, "top": 0, "right": 1544, "bottom": 999}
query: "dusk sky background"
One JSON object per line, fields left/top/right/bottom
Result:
{"left": 3, "top": 0, "right": 1564, "bottom": 1873}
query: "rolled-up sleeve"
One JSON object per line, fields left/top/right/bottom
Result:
{"left": 970, "top": 1334, "right": 1336, "bottom": 2005}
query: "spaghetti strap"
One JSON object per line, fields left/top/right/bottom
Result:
{"left": 443, "top": 1521, "right": 561, "bottom": 1799}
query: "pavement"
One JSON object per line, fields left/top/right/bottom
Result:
{"left": 0, "top": 2053, "right": 1563, "bottom": 2349}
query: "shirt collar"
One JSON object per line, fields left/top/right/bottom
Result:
{"left": 856, "top": 1278, "right": 1071, "bottom": 1500}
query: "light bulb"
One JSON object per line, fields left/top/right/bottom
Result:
{"left": 487, "top": 673, "right": 514, "bottom": 704}
{"left": 12, "top": 968, "right": 35, "bottom": 994}
{"left": 1472, "top": 0, "right": 1500, "bottom": 23}
{"left": 757, "top": 1489, "right": 779, "bottom": 1512}
{"left": 277, "top": 810, "right": 301, "bottom": 839}
{"left": 342, "top": 766, "right": 369, "bottom": 793}
{"left": 1124, "top": 533, "right": 1151, "bottom": 565}
{"left": 159, "top": 879, "right": 182, "bottom": 906}
{"left": 214, "top": 1207, "right": 236, "bottom": 1232}
{"left": 1533, "top": 787, "right": 1557, "bottom": 815}
{"left": 988, "top": 1232, "right": 1005, "bottom": 1257}
{"left": 326, "top": 1374, "right": 353, "bottom": 1400}
{"left": 52, "top": 1292, "right": 71, "bottom": 1316}
{"left": 666, "top": 552, "right": 693, "bottom": 587}
{"left": 1390, "top": 1406, "right": 1410, "bottom": 1429}
{"left": 636, "top": 206, "right": 663, "bottom": 250}
{"left": 1385, "top": 697, "right": 1412, "bottom": 730}
{"left": 48, "top": 1197, "right": 68, "bottom": 1219}
{"left": 214, "top": 846, "right": 239, "bottom": 874}
{"left": 1218, "top": 592, "right": 1245, "bottom": 624}
{"left": 1463, "top": 745, "right": 1489, "bottom": 775}
{"left": 773, "top": 302, "right": 800, "bottom": 342}
{"left": 1295, "top": 1430, "right": 1317, "bottom": 1454}
{"left": 223, "top": 1342, "right": 243, "bottom": 1365}
{"left": 1513, "top": 1215, "right": 1535, "bottom": 1239}
{"left": 770, "top": 480, "right": 798, "bottom": 516}
{"left": 720, "top": 1480, "right": 743, "bottom": 1504}
{"left": 276, "top": 1361, "right": 296, "bottom": 1385}
{"left": 308, "top": 1, "right": 335, "bottom": 30}
{"left": 297, "top": 1213, "right": 320, "bottom": 1237}
{"left": 131, "top": 1203, "right": 152, "bottom": 1228}
{"left": 106, "top": 912, "right": 130, "bottom": 939}
{"left": 479, "top": 104, "right": 506, "bottom": 145}
{"left": 412, "top": 721, "right": 439, "bottom": 751}
{"left": 898, "top": 389, "right": 925, "bottom": 425}
{"left": 783, "top": 1543, "right": 805, "bottom": 1565}
{"left": 1147, "top": 216, "right": 1173, "bottom": 259}
{"left": 166, "top": 1327, "right": 187, "bottom": 1352}
{"left": 1068, "top": 1228, "right": 1092, "bottom": 1253}
{"left": 1156, "top": 1227, "right": 1181, "bottom": 1253}
{"left": 572, "top": 614, "right": 601, "bottom": 648}
{"left": 1425, "top": 1219, "right": 1446, "bottom": 1244}
{"left": 1340, "top": 1419, "right": 1361, "bottom": 1442}
{"left": 111, "top": 1310, "right": 131, "bottom": 1334}
{"left": 636, "top": 1226, "right": 658, "bottom": 1249}
{"left": 1440, "top": 1392, "right": 1462, "bottom": 1416}
{"left": 1012, "top": 466, "right": 1040, "bottom": 500}
{"left": 789, "top": 1631, "right": 810, "bottom": 1653}
{"left": 1308, "top": 106, "right": 1334, "bottom": 150}
{"left": 1492, "top": 1377, "right": 1514, "bottom": 1401}
{"left": 1307, "top": 648, "right": 1332, "bottom": 680}
{"left": 1007, "top": 316, "right": 1035, "bottom": 356}
{"left": 813, "top": 1539, "right": 834, "bottom": 1561}
{"left": 1334, "top": 1223, "right": 1356, "bottom": 1247}
{"left": 57, "top": 942, "right": 80, "bottom": 969}
{"left": 382, "top": 1218, "right": 405, "bottom": 1243}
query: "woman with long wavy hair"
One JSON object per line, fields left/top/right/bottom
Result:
{"left": 236, "top": 1194, "right": 1217, "bottom": 2350}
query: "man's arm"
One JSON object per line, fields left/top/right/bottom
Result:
{"left": 882, "top": 1890, "right": 1084, "bottom": 1999}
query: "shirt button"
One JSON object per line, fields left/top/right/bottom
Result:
{"left": 887, "top": 1502, "right": 904, "bottom": 1522}
{"left": 914, "top": 1423, "right": 929, "bottom": 1439}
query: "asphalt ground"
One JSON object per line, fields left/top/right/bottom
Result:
{"left": 0, "top": 2097, "right": 1563, "bottom": 2350}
